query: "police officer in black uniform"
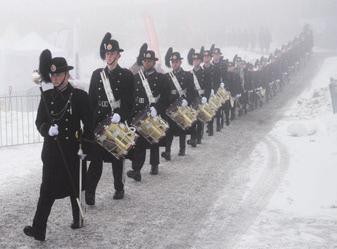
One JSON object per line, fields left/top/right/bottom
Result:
{"left": 85, "top": 33, "right": 135, "bottom": 204}
{"left": 161, "top": 50, "right": 197, "bottom": 160}
{"left": 127, "top": 50, "right": 170, "bottom": 181}
{"left": 24, "top": 51, "right": 92, "bottom": 241}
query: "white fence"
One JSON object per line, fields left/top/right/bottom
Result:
{"left": 0, "top": 95, "right": 42, "bottom": 147}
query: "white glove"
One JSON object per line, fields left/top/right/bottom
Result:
{"left": 48, "top": 124, "right": 59, "bottom": 137}
{"left": 236, "top": 94, "right": 241, "bottom": 98}
{"left": 220, "top": 82, "right": 225, "bottom": 88}
{"left": 150, "top": 106, "right": 157, "bottom": 117}
{"left": 181, "top": 99, "right": 188, "bottom": 107}
{"left": 111, "top": 113, "right": 121, "bottom": 123}
{"left": 210, "top": 89, "right": 215, "bottom": 96}
{"left": 201, "top": 97, "right": 207, "bottom": 104}
{"left": 77, "top": 148, "right": 87, "bottom": 160}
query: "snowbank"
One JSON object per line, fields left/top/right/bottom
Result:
{"left": 237, "top": 56, "right": 337, "bottom": 248}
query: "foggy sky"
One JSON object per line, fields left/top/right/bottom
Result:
{"left": 0, "top": 0, "right": 336, "bottom": 54}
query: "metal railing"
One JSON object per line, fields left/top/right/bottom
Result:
{"left": 0, "top": 95, "right": 42, "bottom": 147}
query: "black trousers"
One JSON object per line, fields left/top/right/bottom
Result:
{"left": 86, "top": 158, "right": 124, "bottom": 194}
{"left": 165, "top": 129, "right": 186, "bottom": 153}
{"left": 224, "top": 100, "right": 231, "bottom": 125}
{"left": 132, "top": 137, "right": 160, "bottom": 172}
{"left": 189, "top": 121, "right": 201, "bottom": 142}
{"left": 216, "top": 108, "right": 223, "bottom": 130}
{"left": 207, "top": 119, "right": 214, "bottom": 136}
{"left": 195, "top": 120, "right": 204, "bottom": 141}
{"left": 32, "top": 196, "right": 79, "bottom": 234}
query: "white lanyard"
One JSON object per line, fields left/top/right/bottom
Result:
{"left": 191, "top": 70, "right": 202, "bottom": 90}
{"left": 100, "top": 69, "right": 120, "bottom": 110}
{"left": 138, "top": 70, "right": 158, "bottom": 104}
{"left": 169, "top": 71, "right": 186, "bottom": 96}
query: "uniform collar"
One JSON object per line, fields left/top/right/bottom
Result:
{"left": 173, "top": 67, "right": 183, "bottom": 74}
{"left": 193, "top": 66, "right": 201, "bottom": 72}
{"left": 144, "top": 68, "right": 156, "bottom": 77}
{"left": 106, "top": 64, "right": 121, "bottom": 75}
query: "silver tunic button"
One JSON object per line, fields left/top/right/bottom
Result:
{"left": 65, "top": 118, "right": 69, "bottom": 122}
{"left": 65, "top": 136, "right": 69, "bottom": 140}
{"left": 65, "top": 128, "right": 68, "bottom": 131}
{"left": 50, "top": 102, "right": 54, "bottom": 105}
{"left": 98, "top": 110, "right": 101, "bottom": 114}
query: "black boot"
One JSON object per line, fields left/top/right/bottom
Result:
{"left": 178, "top": 148, "right": 186, "bottom": 156}
{"left": 161, "top": 151, "right": 171, "bottom": 161}
{"left": 23, "top": 226, "right": 45, "bottom": 241}
{"left": 85, "top": 191, "right": 95, "bottom": 206}
{"left": 150, "top": 164, "right": 158, "bottom": 175}
{"left": 196, "top": 138, "right": 202, "bottom": 144}
{"left": 127, "top": 170, "right": 141, "bottom": 182}
{"left": 70, "top": 220, "right": 83, "bottom": 229}
{"left": 187, "top": 139, "right": 197, "bottom": 147}
{"left": 113, "top": 190, "right": 124, "bottom": 200}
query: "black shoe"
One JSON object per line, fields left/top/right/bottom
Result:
{"left": 23, "top": 226, "right": 45, "bottom": 241}
{"left": 127, "top": 170, "right": 141, "bottom": 182}
{"left": 85, "top": 192, "right": 95, "bottom": 206}
{"left": 178, "top": 149, "right": 185, "bottom": 156}
{"left": 70, "top": 220, "right": 83, "bottom": 229}
{"left": 226, "top": 120, "right": 230, "bottom": 126}
{"left": 150, "top": 164, "right": 158, "bottom": 175}
{"left": 113, "top": 190, "right": 124, "bottom": 200}
{"left": 208, "top": 130, "right": 213, "bottom": 136}
{"left": 191, "top": 140, "right": 197, "bottom": 147}
{"left": 161, "top": 152, "right": 171, "bottom": 161}
{"left": 196, "top": 138, "right": 202, "bottom": 144}
{"left": 216, "top": 126, "right": 221, "bottom": 132}
{"left": 187, "top": 139, "right": 197, "bottom": 147}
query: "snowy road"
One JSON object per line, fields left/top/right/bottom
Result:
{"left": 0, "top": 52, "right": 331, "bottom": 249}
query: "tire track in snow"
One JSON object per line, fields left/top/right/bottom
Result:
{"left": 192, "top": 135, "right": 290, "bottom": 249}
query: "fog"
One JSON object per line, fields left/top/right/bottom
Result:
{"left": 0, "top": 0, "right": 336, "bottom": 94}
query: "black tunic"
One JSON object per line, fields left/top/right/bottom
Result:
{"left": 192, "top": 66, "right": 212, "bottom": 100}
{"left": 88, "top": 65, "right": 135, "bottom": 162}
{"left": 165, "top": 68, "right": 198, "bottom": 135}
{"left": 35, "top": 84, "right": 92, "bottom": 199}
{"left": 133, "top": 69, "right": 170, "bottom": 116}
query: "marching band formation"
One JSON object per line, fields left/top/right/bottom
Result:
{"left": 24, "top": 27, "right": 313, "bottom": 241}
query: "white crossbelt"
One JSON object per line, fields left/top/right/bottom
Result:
{"left": 138, "top": 70, "right": 160, "bottom": 104}
{"left": 191, "top": 70, "right": 204, "bottom": 95}
{"left": 169, "top": 71, "right": 186, "bottom": 96}
{"left": 100, "top": 69, "right": 120, "bottom": 110}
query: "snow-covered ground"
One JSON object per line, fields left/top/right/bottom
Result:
{"left": 236, "top": 56, "right": 337, "bottom": 249}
